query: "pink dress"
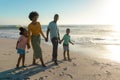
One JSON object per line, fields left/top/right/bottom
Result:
{"left": 17, "top": 35, "right": 27, "bottom": 50}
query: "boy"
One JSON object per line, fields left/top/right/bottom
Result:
{"left": 60, "top": 28, "right": 74, "bottom": 61}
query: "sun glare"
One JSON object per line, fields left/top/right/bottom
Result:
{"left": 105, "top": 45, "right": 120, "bottom": 63}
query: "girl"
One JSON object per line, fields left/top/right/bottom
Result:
{"left": 27, "top": 11, "right": 46, "bottom": 67}
{"left": 16, "top": 27, "right": 29, "bottom": 68}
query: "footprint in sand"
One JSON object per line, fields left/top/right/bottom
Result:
{"left": 52, "top": 72, "right": 55, "bottom": 75}
{"left": 48, "top": 70, "right": 52, "bottom": 72}
{"left": 92, "top": 61, "right": 100, "bottom": 66}
{"left": 115, "top": 67, "right": 120, "bottom": 70}
{"left": 93, "top": 73, "right": 101, "bottom": 77}
{"left": 66, "top": 73, "right": 73, "bottom": 79}
{"left": 59, "top": 72, "right": 64, "bottom": 76}
{"left": 99, "top": 63, "right": 112, "bottom": 70}
{"left": 8, "top": 53, "right": 11, "bottom": 55}
{"left": 48, "top": 69, "right": 55, "bottom": 75}
{"left": 59, "top": 72, "right": 73, "bottom": 79}
{"left": 55, "top": 66, "right": 60, "bottom": 69}
{"left": 3, "top": 53, "right": 7, "bottom": 55}
{"left": 73, "top": 63, "right": 77, "bottom": 67}
{"left": 44, "top": 76, "right": 48, "bottom": 78}
{"left": 63, "top": 67, "right": 67, "bottom": 71}
{"left": 39, "top": 77, "right": 44, "bottom": 80}
{"left": 106, "top": 71, "right": 111, "bottom": 76}
{"left": 39, "top": 76, "right": 48, "bottom": 80}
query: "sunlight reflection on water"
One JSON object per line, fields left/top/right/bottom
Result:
{"left": 104, "top": 45, "right": 120, "bottom": 63}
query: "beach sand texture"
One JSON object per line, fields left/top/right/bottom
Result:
{"left": 0, "top": 38, "right": 120, "bottom": 80}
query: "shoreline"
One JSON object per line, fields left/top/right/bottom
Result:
{"left": 0, "top": 38, "right": 120, "bottom": 80}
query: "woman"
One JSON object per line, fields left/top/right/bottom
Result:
{"left": 27, "top": 11, "right": 46, "bottom": 67}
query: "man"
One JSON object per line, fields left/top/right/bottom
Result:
{"left": 46, "top": 14, "right": 60, "bottom": 65}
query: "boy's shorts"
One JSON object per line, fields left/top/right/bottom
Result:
{"left": 17, "top": 48, "right": 25, "bottom": 54}
{"left": 63, "top": 44, "right": 69, "bottom": 51}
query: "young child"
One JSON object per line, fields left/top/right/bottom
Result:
{"left": 16, "top": 27, "right": 29, "bottom": 68}
{"left": 60, "top": 28, "right": 74, "bottom": 61}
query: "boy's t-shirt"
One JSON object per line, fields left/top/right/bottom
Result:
{"left": 17, "top": 35, "right": 27, "bottom": 50}
{"left": 63, "top": 34, "right": 70, "bottom": 45}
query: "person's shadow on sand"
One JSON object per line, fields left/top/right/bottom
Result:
{"left": 0, "top": 60, "right": 64, "bottom": 80}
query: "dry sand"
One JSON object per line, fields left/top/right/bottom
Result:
{"left": 0, "top": 38, "right": 120, "bottom": 80}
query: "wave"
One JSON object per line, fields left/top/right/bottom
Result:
{"left": 0, "top": 25, "right": 120, "bottom": 45}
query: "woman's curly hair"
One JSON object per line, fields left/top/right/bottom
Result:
{"left": 29, "top": 11, "right": 39, "bottom": 21}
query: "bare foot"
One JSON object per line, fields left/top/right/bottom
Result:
{"left": 68, "top": 58, "right": 72, "bottom": 62}
{"left": 32, "top": 63, "right": 39, "bottom": 65}
{"left": 64, "top": 58, "right": 67, "bottom": 61}
{"left": 42, "top": 64, "right": 46, "bottom": 67}
{"left": 22, "top": 65, "right": 27, "bottom": 67}
{"left": 54, "top": 61, "right": 58, "bottom": 65}
{"left": 16, "top": 64, "right": 19, "bottom": 68}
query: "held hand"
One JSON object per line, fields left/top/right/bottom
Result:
{"left": 27, "top": 43, "right": 30, "bottom": 49}
{"left": 59, "top": 40, "right": 62, "bottom": 44}
{"left": 16, "top": 46, "right": 18, "bottom": 50}
{"left": 45, "top": 37, "right": 48, "bottom": 42}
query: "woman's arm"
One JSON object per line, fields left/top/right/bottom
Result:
{"left": 40, "top": 29, "right": 46, "bottom": 39}
{"left": 27, "top": 26, "right": 31, "bottom": 45}
{"left": 39, "top": 23, "right": 46, "bottom": 40}
{"left": 46, "top": 28, "right": 50, "bottom": 42}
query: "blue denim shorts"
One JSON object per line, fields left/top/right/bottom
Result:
{"left": 17, "top": 48, "right": 25, "bottom": 54}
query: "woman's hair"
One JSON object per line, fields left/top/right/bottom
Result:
{"left": 19, "top": 27, "right": 26, "bottom": 35}
{"left": 29, "top": 11, "right": 39, "bottom": 21}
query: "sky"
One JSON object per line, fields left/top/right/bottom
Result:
{"left": 0, "top": 0, "right": 120, "bottom": 25}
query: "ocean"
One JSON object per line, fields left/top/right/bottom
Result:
{"left": 0, "top": 25, "right": 120, "bottom": 45}
{"left": 0, "top": 25, "right": 120, "bottom": 62}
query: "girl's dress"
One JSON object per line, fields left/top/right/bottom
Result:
{"left": 17, "top": 35, "right": 27, "bottom": 54}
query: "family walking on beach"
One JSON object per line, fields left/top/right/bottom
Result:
{"left": 16, "top": 11, "right": 74, "bottom": 68}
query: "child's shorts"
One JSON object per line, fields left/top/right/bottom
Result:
{"left": 17, "top": 48, "right": 25, "bottom": 54}
{"left": 63, "top": 44, "right": 69, "bottom": 51}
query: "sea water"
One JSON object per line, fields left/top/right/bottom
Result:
{"left": 0, "top": 25, "right": 120, "bottom": 62}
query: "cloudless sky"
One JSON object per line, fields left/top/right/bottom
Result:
{"left": 0, "top": 0, "right": 120, "bottom": 25}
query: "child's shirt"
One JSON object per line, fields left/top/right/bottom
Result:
{"left": 17, "top": 35, "right": 27, "bottom": 50}
{"left": 63, "top": 34, "right": 70, "bottom": 45}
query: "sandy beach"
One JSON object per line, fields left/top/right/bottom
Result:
{"left": 0, "top": 38, "right": 120, "bottom": 80}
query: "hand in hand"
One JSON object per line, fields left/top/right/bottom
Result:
{"left": 45, "top": 37, "right": 48, "bottom": 42}
{"left": 16, "top": 46, "right": 18, "bottom": 50}
{"left": 59, "top": 41, "right": 61, "bottom": 44}
{"left": 27, "top": 43, "right": 30, "bottom": 49}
